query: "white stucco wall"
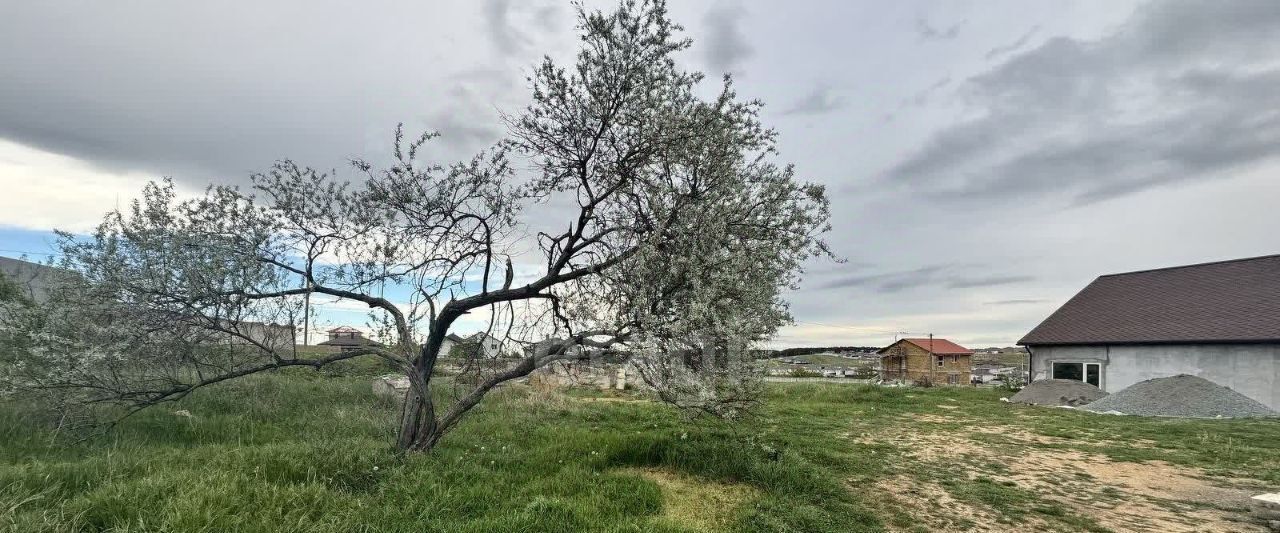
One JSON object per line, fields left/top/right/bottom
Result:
{"left": 1028, "top": 344, "right": 1280, "bottom": 411}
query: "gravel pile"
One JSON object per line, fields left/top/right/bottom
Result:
{"left": 1083, "top": 374, "right": 1278, "bottom": 418}
{"left": 1009, "top": 379, "right": 1108, "bottom": 407}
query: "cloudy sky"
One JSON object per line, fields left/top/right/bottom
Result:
{"left": 2, "top": 0, "right": 1279, "bottom": 348}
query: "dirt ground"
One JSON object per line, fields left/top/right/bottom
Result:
{"left": 856, "top": 413, "right": 1269, "bottom": 532}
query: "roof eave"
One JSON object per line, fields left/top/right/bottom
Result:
{"left": 1019, "top": 338, "right": 1280, "bottom": 346}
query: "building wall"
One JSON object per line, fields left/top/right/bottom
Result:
{"left": 0, "top": 256, "right": 65, "bottom": 303}
{"left": 1028, "top": 344, "right": 1280, "bottom": 410}
{"left": 218, "top": 321, "right": 296, "bottom": 352}
{"left": 880, "top": 341, "right": 972, "bottom": 385}
{"left": 481, "top": 337, "right": 502, "bottom": 358}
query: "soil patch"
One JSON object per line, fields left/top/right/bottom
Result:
{"left": 873, "top": 475, "right": 1033, "bottom": 532}
{"left": 856, "top": 415, "right": 1268, "bottom": 532}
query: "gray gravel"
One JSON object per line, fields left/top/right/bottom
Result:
{"left": 1083, "top": 374, "right": 1278, "bottom": 418}
{"left": 1010, "top": 379, "right": 1108, "bottom": 406}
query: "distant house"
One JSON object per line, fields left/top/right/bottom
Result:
{"left": 971, "top": 367, "right": 998, "bottom": 384}
{"left": 444, "top": 332, "right": 505, "bottom": 358}
{"left": 467, "top": 332, "right": 504, "bottom": 358}
{"left": 878, "top": 338, "right": 973, "bottom": 385}
{"left": 317, "top": 326, "right": 383, "bottom": 353}
{"left": 970, "top": 364, "right": 1017, "bottom": 384}
{"left": 439, "top": 333, "right": 466, "bottom": 356}
{"left": 1019, "top": 255, "right": 1280, "bottom": 411}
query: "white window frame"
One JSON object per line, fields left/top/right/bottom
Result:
{"left": 1051, "top": 361, "right": 1103, "bottom": 388}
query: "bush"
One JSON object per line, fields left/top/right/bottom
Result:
{"left": 789, "top": 368, "right": 822, "bottom": 378}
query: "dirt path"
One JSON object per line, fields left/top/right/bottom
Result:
{"left": 854, "top": 415, "right": 1268, "bottom": 532}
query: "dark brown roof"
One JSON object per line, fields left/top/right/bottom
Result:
{"left": 317, "top": 337, "right": 383, "bottom": 347}
{"left": 877, "top": 338, "right": 972, "bottom": 355}
{"left": 1019, "top": 254, "right": 1280, "bottom": 345}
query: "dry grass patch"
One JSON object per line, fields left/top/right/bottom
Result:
{"left": 572, "top": 396, "right": 652, "bottom": 404}
{"left": 871, "top": 474, "right": 1036, "bottom": 532}
{"left": 860, "top": 414, "right": 1269, "bottom": 532}
{"left": 625, "top": 467, "right": 759, "bottom": 532}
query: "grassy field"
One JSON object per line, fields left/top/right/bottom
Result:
{"left": 2, "top": 371, "right": 1278, "bottom": 532}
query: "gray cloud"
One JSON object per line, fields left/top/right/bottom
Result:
{"left": 702, "top": 3, "right": 754, "bottom": 75}
{"left": 0, "top": 2, "right": 547, "bottom": 186}
{"left": 819, "top": 265, "right": 1033, "bottom": 293}
{"left": 902, "top": 76, "right": 952, "bottom": 108}
{"left": 483, "top": 0, "right": 562, "bottom": 57}
{"left": 888, "top": 0, "right": 1280, "bottom": 206}
{"left": 483, "top": 0, "right": 526, "bottom": 56}
{"left": 915, "top": 17, "right": 964, "bottom": 41}
{"left": 985, "top": 25, "right": 1041, "bottom": 60}
{"left": 784, "top": 86, "right": 844, "bottom": 116}
{"left": 985, "top": 299, "right": 1046, "bottom": 306}
{"left": 945, "top": 275, "right": 1035, "bottom": 289}
{"left": 818, "top": 265, "right": 945, "bottom": 292}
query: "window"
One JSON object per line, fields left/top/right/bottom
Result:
{"left": 952, "top": 355, "right": 958, "bottom": 363}
{"left": 936, "top": 356, "right": 944, "bottom": 368}
{"left": 1052, "top": 362, "right": 1101, "bottom": 387}
{"left": 947, "top": 374, "right": 959, "bottom": 385}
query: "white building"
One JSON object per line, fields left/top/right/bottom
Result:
{"left": 1019, "top": 255, "right": 1280, "bottom": 411}
{"left": 439, "top": 333, "right": 466, "bottom": 357}
{"left": 468, "top": 332, "right": 504, "bottom": 358}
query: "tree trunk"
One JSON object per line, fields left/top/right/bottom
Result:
{"left": 397, "top": 337, "right": 447, "bottom": 452}
{"left": 396, "top": 361, "right": 443, "bottom": 452}
{"left": 397, "top": 389, "right": 444, "bottom": 452}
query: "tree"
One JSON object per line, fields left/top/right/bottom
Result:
{"left": 1, "top": 0, "right": 832, "bottom": 452}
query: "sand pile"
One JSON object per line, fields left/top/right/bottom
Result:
{"left": 1083, "top": 374, "right": 1277, "bottom": 418}
{"left": 1009, "top": 379, "right": 1108, "bottom": 407}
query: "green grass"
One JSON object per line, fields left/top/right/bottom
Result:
{"left": 1, "top": 375, "right": 1277, "bottom": 532}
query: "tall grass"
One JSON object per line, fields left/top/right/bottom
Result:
{"left": 0, "top": 374, "right": 881, "bottom": 532}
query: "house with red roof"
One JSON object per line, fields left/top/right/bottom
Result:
{"left": 877, "top": 337, "right": 973, "bottom": 385}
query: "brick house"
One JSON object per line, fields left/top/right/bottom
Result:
{"left": 878, "top": 337, "right": 973, "bottom": 385}
{"left": 317, "top": 326, "right": 383, "bottom": 353}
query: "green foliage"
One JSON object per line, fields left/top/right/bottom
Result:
{"left": 449, "top": 342, "right": 480, "bottom": 360}
{"left": 788, "top": 368, "right": 822, "bottom": 378}
{"left": 0, "top": 271, "right": 26, "bottom": 305}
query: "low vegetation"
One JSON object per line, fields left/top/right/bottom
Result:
{"left": 2, "top": 370, "right": 1277, "bottom": 532}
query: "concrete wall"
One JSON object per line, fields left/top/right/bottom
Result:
{"left": 529, "top": 360, "right": 646, "bottom": 391}
{"left": 1028, "top": 344, "right": 1280, "bottom": 410}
